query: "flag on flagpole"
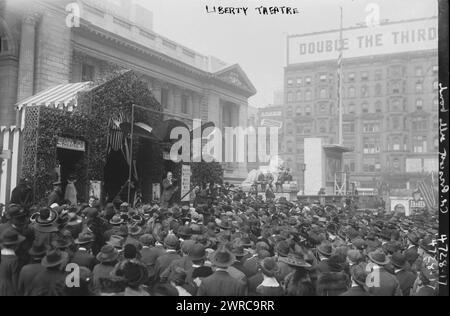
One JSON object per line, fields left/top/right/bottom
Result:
{"left": 418, "top": 180, "right": 438, "bottom": 211}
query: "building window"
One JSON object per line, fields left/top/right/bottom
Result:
{"left": 415, "top": 66, "right": 423, "bottom": 76}
{"left": 318, "top": 120, "right": 327, "bottom": 133}
{"left": 416, "top": 98, "right": 423, "bottom": 111}
{"left": 375, "top": 84, "right": 382, "bottom": 96}
{"left": 392, "top": 137, "right": 401, "bottom": 151}
{"left": 393, "top": 158, "right": 400, "bottom": 171}
{"left": 81, "top": 63, "right": 95, "bottom": 81}
{"left": 304, "top": 123, "right": 312, "bottom": 134}
{"left": 296, "top": 91, "right": 302, "bottom": 101}
{"left": 0, "top": 35, "right": 9, "bottom": 53}
{"left": 375, "top": 69, "right": 382, "bottom": 80}
{"left": 361, "top": 71, "right": 369, "bottom": 81}
{"left": 363, "top": 122, "right": 380, "bottom": 132}
{"left": 319, "top": 88, "right": 327, "bottom": 99}
{"left": 305, "top": 105, "right": 311, "bottom": 116}
{"left": 392, "top": 116, "right": 401, "bottom": 130}
{"left": 319, "top": 103, "right": 328, "bottom": 113}
{"left": 432, "top": 65, "right": 438, "bottom": 74}
{"left": 319, "top": 74, "right": 327, "bottom": 82}
{"left": 161, "top": 88, "right": 169, "bottom": 108}
{"left": 305, "top": 76, "right": 312, "bottom": 85}
{"left": 296, "top": 106, "right": 302, "bottom": 116}
{"left": 287, "top": 79, "right": 293, "bottom": 87}
{"left": 391, "top": 99, "right": 401, "bottom": 111}
{"left": 413, "top": 136, "right": 427, "bottom": 153}
{"left": 181, "top": 95, "right": 189, "bottom": 114}
{"left": 392, "top": 82, "right": 401, "bottom": 94}
{"left": 363, "top": 137, "right": 381, "bottom": 153}
{"left": 361, "top": 85, "right": 369, "bottom": 97}
{"left": 296, "top": 78, "right": 302, "bottom": 85}
{"left": 287, "top": 140, "right": 293, "bottom": 153}
{"left": 375, "top": 101, "right": 382, "bottom": 113}
{"left": 343, "top": 122, "right": 355, "bottom": 133}
{"left": 415, "top": 82, "right": 423, "bottom": 93}
{"left": 363, "top": 158, "right": 381, "bottom": 172}
{"left": 287, "top": 123, "right": 294, "bottom": 135}
{"left": 348, "top": 72, "right": 355, "bottom": 82}
{"left": 404, "top": 136, "right": 408, "bottom": 151}
{"left": 411, "top": 117, "right": 427, "bottom": 130}
{"left": 348, "top": 103, "right": 355, "bottom": 114}
{"left": 287, "top": 92, "right": 294, "bottom": 103}
{"left": 362, "top": 103, "right": 369, "bottom": 113}
{"left": 305, "top": 90, "right": 312, "bottom": 101}
{"left": 344, "top": 160, "right": 356, "bottom": 172}
{"left": 286, "top": 106, "right": 293, "bottom": 117}
{"left": 348, "top": 87, "right": 355, "bottom": 98}
{"left": 434, "top": 137, "right": 439, "bottom": 151}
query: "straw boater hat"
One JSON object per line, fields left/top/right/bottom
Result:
{"left": 34, "top": 207, "right": 59, "bottom": 233}
{"left": 278, "top": 254, "right": 312, "bottom": 269}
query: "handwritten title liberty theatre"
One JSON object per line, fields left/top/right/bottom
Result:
{"left": 205, "top": 2, "right": 299, "bottom": 15}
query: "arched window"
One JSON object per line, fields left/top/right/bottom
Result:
{"left": 361, "top": 85, "right": 369, "bottom": 97}
{"left": 305, "top": 105, "right": 311, "bottom": 116}
{"left": 319, "top": 88, "right": 327, "bottom": 99}
{"left": 416, "top": 98, "right": 423, "bottom": 111}
{"left": 362, "top": 102, "right": 369, "bottom": 113}
{"left": 296, "top": 91, "right": 302, "bottom": 101}
{"left": 296, "top": 106, "right": 302, "bottom": 116}
{"left": 392, "top": 137, "right": 401, "bottom": 151}
{"left": 375, "top": 101, "right": 382, "bottom": 113}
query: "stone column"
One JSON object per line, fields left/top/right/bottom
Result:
{"left": 16, "top": 13, "right": 39, "bottom": 102}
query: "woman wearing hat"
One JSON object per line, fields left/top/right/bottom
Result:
{"left": 281, "top": 254, "right": 315, "bottom": 296}
{"left": 0, "top": 229, "right": 25, "bottom": 296}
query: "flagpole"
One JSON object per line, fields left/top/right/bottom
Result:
{"left": 338, "top": 6, "right": 344, "bottom": 146}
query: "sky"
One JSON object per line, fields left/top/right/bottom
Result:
{"left": 132, "top": 0, "right": 438, "bottom": 108}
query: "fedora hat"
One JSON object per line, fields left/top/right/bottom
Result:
{"left": 96, "top": 244, "right": 120, "bottom": 263}
{"left": 67, "top": 213, "right": 83, "bottom": 226}
{"left": 407, "top": 232, "right": 419, "bottom": 246}
{"left": 419, "top": 236, "right": 436, "bottom": 255}
{"left": 75, "top": 231, "right": 95, "bottom": 245}
{"left": 368, "top": 249, "right": 390, "bottom": 266}
{"left": 260, "top": 257, "right": 280, "bottom": 277}
{"left": 276, "top": 240, "right": 290, "bottom": 257}
{"left": 351, "top": 238, "right": 366, "bottom": 250}
{"left": 347, "top": 249, "right": 363, "bottom": 264}
{"left": 218, "top": 220, "right": 232, "bottom": 230}
{"left": 177, "top": 226, "right": 192, "bottom": 239}
{"left": 164, "top": 234, "right": 180, "bottom": 249}
{"left": 123, "top": 261, "right": 148, "bottom": 287}
{"left": 107, "top": 235, "right": 125, "bottom": 249}
{"left": 6, "top": 205, "right": 26, "bottom": 220}
{"left": 52, "top": 236, "right": 73, "bottom": 250}
{"left": 29, "top": 241, "right": 48, "bottom": 258}
{"left": 211, "top": 247, "right": 236, "bottom": 268}
{"left": 188, "top": 243, "right": 206, "bottom": 261}
{"left": 0, "top": 229, "right": 25, "bottom": 247}
{"left": 317, "top": 242, "right": 333, "bottom": 257}
{"left": 232, "top": 245, "right": 245, "bottom": 258}
{"left": 41, "top": 249, "right": 69, "bottom": 268}
{"left": 390, "top": 252, "right": 407, "bottom": 269}
{"left": 350, "top": 264, "right": 369, "bottom": 289}
{"left": 278, "top": 254, "right": 312, "bottom": 269}
{"left": 181, "top": 239, "right": 196, "bottom": 254}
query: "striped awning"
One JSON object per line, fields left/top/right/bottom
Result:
{"left": 16, "top": 82, "right": 93, "bottom": 111}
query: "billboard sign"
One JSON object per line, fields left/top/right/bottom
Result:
{"left": 288, "top": 18, "right": 437, "bottom": 64}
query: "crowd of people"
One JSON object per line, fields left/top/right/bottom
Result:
{"left": 0, "top": 179, "right": 440, "bottom": 296}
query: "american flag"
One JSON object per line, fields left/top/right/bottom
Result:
{"left": 418, "top": 180, "right": 438, "bottom": 211}
{"left": 107, "top": 112, "right": 125, "bottom": 154}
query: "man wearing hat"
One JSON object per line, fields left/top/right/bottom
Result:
{"left": 366, "top": 249, "right": 402, "bottom": 296}
{"left": 254, "top": 257, "right": 283, "bottom": 296}
{"left": 154, "top": 234, "right": 181, "bottom": 282}
{"left": 17, "top": 241, "right": 47, "bottom": 296}
{"left": 340, "top": 264, "right": 370, "bottom": 296}
{"left": 92, "top": 244, "right": 120, "bottom": 292}
{"left": 10, "top": 178, "right": 33, "bottom": 211}
{"left": 403, "top": 232, "right": 420, "bottom": 269}
{"left": 28, "top": 249, "right": 69, "bottom": 296}
{"left": 0, "top": 228, "right": 25, "bottom": 296}
{"left": 71, "top": 231, "right": 97, "bottom": 270}
{"left": 48, "top": 181, "right": 64, "bottom": 207}
{"left": 161, "top": 239, "right": 196, "bottom": 281}
{"left": 314, "top": 241, "right": 333, "bottom": 274}
{"left": 391, "top": 252, "right": 416, "bottom": 296}
{"left": 197, "top": 247, "right": 247, "bottom": 296}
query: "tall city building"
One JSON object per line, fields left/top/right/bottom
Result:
{"left": 283, "top": 17, "right": 438, "bottom": 192}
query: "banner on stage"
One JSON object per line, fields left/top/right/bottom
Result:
{"left": 89, "top": 181, "right": 102, "bottom": 200}
{"left": 181, "top": 165, "right": 191, "bottom": 202}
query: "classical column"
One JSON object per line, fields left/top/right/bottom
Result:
{"left": 17, "top": 13, "right": 39, "bottom": 102}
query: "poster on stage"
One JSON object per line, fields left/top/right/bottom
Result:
{"left": 181, "top": 164, "right": 191, "bottom": 202}
{"left": 152, "top": 183, "right": 160, "bottom": 201}
{"left": 89, "top": 181, "right": 102, "bottom": 200}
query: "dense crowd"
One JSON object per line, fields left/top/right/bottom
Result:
{"left": 0, "top": 180, "right": 440, "bottom": 296}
